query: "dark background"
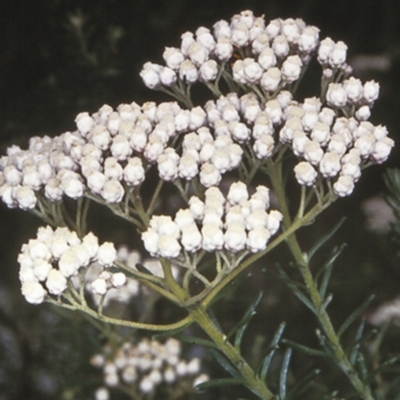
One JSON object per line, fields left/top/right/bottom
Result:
{"left": 0, "top": 0, "right": 400, "bottom": 399}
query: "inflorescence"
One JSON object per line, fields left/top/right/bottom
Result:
{"left": 91, "top": 338, "right": 208, "bottom": 399}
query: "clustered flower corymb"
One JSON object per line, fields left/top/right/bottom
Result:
{"left": 140, "top": 11, "right": 323, "bottom": 94}
{"left": 91, "top": 337, "right": 208, "bottom": 399}
{"left": 142, "top": 181, "right": 283, "bottom": 258}
{"left": 86, "top": 246, "right": 179, "bottom": 307}
{"left": 18, "top": 226, "right": 119, "bottom": 304}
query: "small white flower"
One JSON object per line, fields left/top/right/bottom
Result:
{"left": 333, "top": 175, "right": 355, "bottom": 197}
{"left": 318, "top": 37, "right": 335, "bottom": 64}
{"left": 199, "top": 59, "right": 218, "bottom": 81}
{"left": 319, "top": 152, "right": 342, "bottom": 177}
{"left": 187, "top": 41, "right": 209, "bottom": 66}
{"left": 3, "top": 165, "right": 22, "bottom": 186}
{"left": 179, "top": 60, "right": 198, "bottom": 84}
{"left": 253, "top": 134, "right": 275, "bottom": 159}
{"left": 224, "top": 223, "right": 247, "bottom": 252}
{"left": 140, "top": 62, "right": 161, "bottom": 89}
{"left": 97, "top": 242, "right": 117, "bottom": 267}
{"left": 19, "top": 265, "right": 36, "bottom": 283}
{"left": 85, "top": 169, "right": 107, "bottom": 194}
{"left": 33, "top": 258, "right": 52, "bottom": 281}
{"left": 372, "top": 137, "right": 394, "bottom": 164}
{"left": 326, "top": 83, "right": 347, "bottom": 108}
{"left": 199, "top": 163, "right": 221, "bottom": 187}
{"left": 355, "top": 105, "right": 371, "bottom": 121}
{"left": 178, "top": 154, "right": 199, "bottom": 180}
{"left": 14, "top": 185, "right": 37, "bottom": 210}
{"left": 265, "top": 99, "right": 283, "bottom": 125}
{"left": 21, "top": 281, "right": 47, "bottom": 304}
{"left": 75, "top": 112, "right": 95, "bottom": 135}
{"left": 159, "top": 67, "right": 177, "bottom": 86}
{"left": 227, "top": 181, "right": 249, "bottom": 205}
{"left": 95, "top": 387, "right": 110, "bottom": 400}
{"left": 329, "top": 41, "right": 347, "bottom": 67}
{"left": 201, "top": 224, "right": 224, "bottom": 251}
{"left": 311, "top": 121, "right": 330, "bottom": 145}
{"left": 163, "top": 47, "right": 185, "bottom": 70}
{"left": 281, "top": 55, "right": 302, "bottom": 83}
{"left": 157, "top": 153, "right": 179, "bottom": 181}
{"left": 28, "top": 239, "right": 52, "bottom": 261}
{"left": 189, "top": 196, "right": 205, "bottom": 220}
{"left": 101, "top": 179, "right": 124, "bottom": 203}
{"left": 158, "top": 235, "right": 181, "bottom": 258}
{"left": 60, "top": 174, "right": 84, "bottom": 199}
{"left": 140, "top": 376, "right": 154, "bottom": 393}
{"left": 343, "top": 77, "right": 363, "bottom": 103}
{"left": 213, "top": 36, "right": 232, "bottom": 61}
{"left": 46, "top": 269, "right": 68, "bottom": 295}
{"left": 282, "top": 18, "right": 300, "bottom": 43}
{"left": 142, "top": 230, "right": 160, "bottom": 256}
{"left": 272, "top": 35, "right": 290, "bottom": 58}
{"left": 111, "top": 272, "right": 126, "bottom": 288}
{"left": 181, "top": 223, "right": 202, "bottom": 252}
{"left": 124, "top": 158, "right": 145, "bottom": 186}
{"left": 91, "top": 278, "right": 108, "bottom": 295}
{"left": 354, "top": 132, "right": 376, "bottom": 157}
{"left": 180, "top": 31, "right": 195, "bottom": 55}
{"left": 363, "top": 80, "right": 380, "bottom": 103}
{"left": 59, "top": 249, "right": 81, "bottom": 277}
{"left": 266, "top": 210, "right": 283, "bottom": 235}
{"left": 294, "top": 161, "right": 318, "bottom": 186}
{"left": 247, "top": 226, "right": 271, "bottom": 252}
{"left": 243, "top": 58, "right": 263, "bottom": 83}
{"left": 231, "top": 21, "right": 249, "bottom": 47}
{"left": 298, "top": 26, "right": 320, "bottom": 53}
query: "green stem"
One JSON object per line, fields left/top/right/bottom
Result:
{"left": 286, "top": 233, "right": 374, "bottom": 400}
{"left": 189, "top": 306, "right": 275, "bottom": 400}
{"left": 48, "top": 298, "right": 193, "bottom": 332}
{"left": 267, "top": 158, "right": 373, "bottom": 400}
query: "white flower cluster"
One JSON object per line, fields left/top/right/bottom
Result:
{"left": 141, "top": 10, "right": 321, "bottom": 92}
{"left": 91, "top": 338, "right": 208, "bottom": 398}
{"left": 18, "top": 226, "right": 117, "bottom": 304}
{"left": 0, "top": 101, "right": 207, "bottom": 209}
{"left": 85, "top": 246, "right": 179, "bottom": 307}
{"left": 142, "top": 181, "right": 282, "bottom": 258}
{"left": 326, "top": 78, "right": 380, "bottom": 114}
{"left": 281, "top": 97, "right": 394, "bottom": 196}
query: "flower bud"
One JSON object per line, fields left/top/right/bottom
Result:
{"left": 294, "top": 161, "right": 317, "bottom": 186}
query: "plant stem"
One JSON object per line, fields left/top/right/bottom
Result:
{"left": 267, "top": 159, "right": 374, "bottom": 400}
{"left": 189, "top": 306, "right": 275, "bottom": 400}
{"left": 286, "top": 233, "right": 374, "bottom": 400}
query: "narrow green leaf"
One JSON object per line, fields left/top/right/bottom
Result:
{"left": 349, "top": 319, "right": 366, "bottom": 365}
{"left": 195, "top": 377, "right": 246, "bottom": 391}
{"left": 282, "top": 339, "right": 329, "bottom": 358}
{"left": 180, "top": 335, "right": 218, "bottom": 349}
{"left": 317, "top": 244, "right": 346, "bottom": 299}
{"left": 135, "top": 262, "right": 154, "bottom": 275}
{"left": 338, "top": 295, "right": 375, "bottom": 337}
{"left": 286, "top": 369, "right": 321, "bottom": 399}
{"left": 315, "top": 330, "right": 335, "bottom": 358}
{"left": 372, "top": 357, "right": 399, "bottom": 375}
{"left": 259, "top": 322, "right": 286, "bottom": 380}
{"left": 307, "top": 217, "right": 346, "bottom": 260}
{"left": 208, "top": 308, "right": 223, "bottom": 331}
{"left": 276, "top": 266, "right": 317, "bottom": 315}
{"left": 226, "top": 292, "right": 263, "bottom": 350}
{"left": 357, "top": 352, "right": 370, "bottom": 384}
{"left": 279, "top": 348, "right": 293, "bottom": 400}
{"left": 210, "top": 349, "right": 241, "bottom": 379}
